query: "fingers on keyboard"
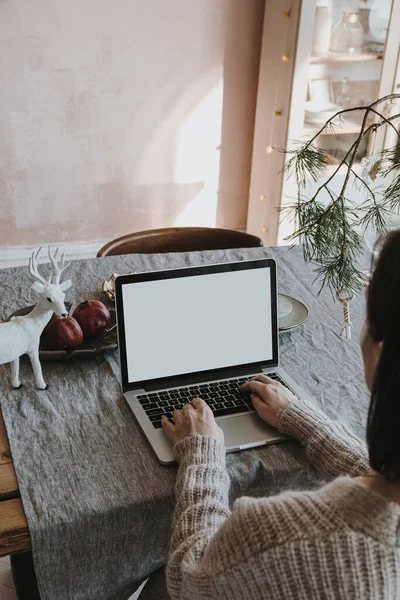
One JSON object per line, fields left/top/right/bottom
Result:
{"left": 140, "top": 376, "right": 268, "bottom": 427}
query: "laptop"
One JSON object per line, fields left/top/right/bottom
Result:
{"left": 115, "top": 258, "right": 306, "bottom": 464}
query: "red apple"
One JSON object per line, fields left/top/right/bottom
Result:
{"left": 72, "top": 300, "right": 111, "bottom": 339}
{"left": 44, "top": 316, "right": 83, "bottom": 350}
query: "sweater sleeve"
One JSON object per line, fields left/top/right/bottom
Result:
{"left": 277, "top": 397, "right": 370, "bottom": 478}
{"left": 166, "top": 435, "right": 231, "bottom": 600}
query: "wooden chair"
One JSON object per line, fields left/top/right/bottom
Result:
{"left": 97, "top": 227, "right": 263, "bottom": 257}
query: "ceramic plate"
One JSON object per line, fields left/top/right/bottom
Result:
{"left": 278, "top": 294, "right": 309, "bottom": 332}
{"left": 278, "top": 294, "right": 292, "bottom": 319}
{"left": 7, "top": 303, "right": 118, "bottom": 361}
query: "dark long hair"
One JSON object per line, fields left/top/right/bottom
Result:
{"left": 366, "top": 229, "right": 400, "bottom": 481}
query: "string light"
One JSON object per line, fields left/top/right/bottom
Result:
{"left": 259, "top": 4, "right": 292, "bottom": 238}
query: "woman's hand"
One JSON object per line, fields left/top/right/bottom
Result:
{"left": 240, "top": 375, "right": 296, "bottom": 429}
{"left": 162, "top": 398, "right": 224, "bottom": 446}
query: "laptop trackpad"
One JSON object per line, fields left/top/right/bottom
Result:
{"left": 218, "top": 412, "right": 287, "bottom": 450}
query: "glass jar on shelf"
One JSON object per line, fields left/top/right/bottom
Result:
{"left": 335, "top": 77, "right": 352, "bottom": 108}
{"left": 330, "top": 12, "right": 364, "bottom": 54}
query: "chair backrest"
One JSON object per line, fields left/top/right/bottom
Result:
{"left": 97, "top": 227, "right": 263, "bottom": 257}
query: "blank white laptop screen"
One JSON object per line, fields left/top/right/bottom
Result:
{"left": 122, "top": 267, "right": 273, "bottom": 383}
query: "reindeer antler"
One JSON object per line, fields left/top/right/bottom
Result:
{"left": 48, "top": 246, "right": 71, "bottom": 284}
{"left": 29, "top": 247, "right": 51, "bottom": 285}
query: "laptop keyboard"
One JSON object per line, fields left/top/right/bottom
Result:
{"left": 136, "top": 373, "right": 290, "bottom": 428}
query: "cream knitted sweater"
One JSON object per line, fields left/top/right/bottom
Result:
{"left": 166, "top": 398, "right": 400, "bottom": 599}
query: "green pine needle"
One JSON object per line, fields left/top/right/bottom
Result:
{"left": 380, "top": 146, "right": 400, "bottom": 175}
{"left": 281, "top": 142, "right": 329, "bottom": 187}
{"left": 359, "top": 200, "right": 391, "bottom": 233}
{"left": 279, "top": 94, "right": 400, "bottom": 296}
{"left": 383, "top": 175, "right": 400, "bottom": 212}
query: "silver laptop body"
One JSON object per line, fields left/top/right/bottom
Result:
{"left": 115, "top": 258, "right": 307, "bottom": 464}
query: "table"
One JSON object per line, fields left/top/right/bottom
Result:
{"left": 0, "top": 410, "right": 30, "bottom": 556}
{"left": 0, "top": 246, "right": 370, "bottom": 600}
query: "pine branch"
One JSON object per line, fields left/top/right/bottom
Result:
{"left": 369, "top": 108, "right": 400, "bottom": 140}
{"left": 383, "top": 175, "right": 400, "bottom": 212}
{"left": 280, "top": 142, "right": 329, "bottom": 186}
{"left": 380, "top": 146, "right": 400, "bottom": 175}
{"left": 280, "top": 93, "right": 400, "bottom": 296}
{"left": 304, "top": 110, "right": 400, "bottom": 207}
{"left": 303, "top": 95, "right": 400, "bottom": 148}
{"left": 359, "top": 201, "right": 391, "bottom": 233}
{"left": 346, "top": 163, "right": 376, "bottom": 201}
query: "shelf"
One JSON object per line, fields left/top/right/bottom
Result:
{"left": 323, "top": 159, "right": 363, "bottom": 174}
{"left": 303, "top": 121, "right": 362, "bottom": 136}
{"left": 310, "top": 52, "right": 383, "bottom": 64}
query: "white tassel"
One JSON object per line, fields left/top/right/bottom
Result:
{"left": 336, "top": 290, "right": 354, "bottom": 341}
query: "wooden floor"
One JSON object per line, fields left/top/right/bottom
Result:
{"left": 0, "top": 557, "right": 146, "bottom": 600}
{"left": 0, "top": 558, "right": 15, "bottom": 600}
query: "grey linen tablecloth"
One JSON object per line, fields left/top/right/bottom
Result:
{"left": 0, "top": 246, "right": 370, "bottom": 600}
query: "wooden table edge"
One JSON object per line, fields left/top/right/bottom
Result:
{"left": 0, "top": 407, "right": 31, "bottom": 556}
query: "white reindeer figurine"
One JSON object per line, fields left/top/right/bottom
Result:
{"left": 0, "top": 247, "right": 72, "bottom": 389}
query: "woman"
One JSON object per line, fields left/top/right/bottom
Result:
{"left": 157, "top": 230, "right": 400, "bottom": 599}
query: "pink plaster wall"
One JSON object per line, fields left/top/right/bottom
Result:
{"left": 0, "top": 0, "right": 264, "bottom": 247}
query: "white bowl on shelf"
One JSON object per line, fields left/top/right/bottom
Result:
{"left": 305, "top": 102, "right": 342, "bottom": 126}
